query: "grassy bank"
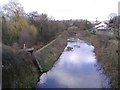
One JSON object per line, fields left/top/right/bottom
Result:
{"left": 2, "top": 45, "right": 39, "bottom": 88}
{"left": 35, "top": 31, "right": 69, "bottom": 72}
{"left": 67, "top": 27, "right": 118, "bottom": 88}
{"left": 81, "top": 32, "right": 118, "bottom": 88}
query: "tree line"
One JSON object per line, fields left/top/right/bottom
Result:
{"left": 2, "top": 0, "right": 93, "bottom": 48}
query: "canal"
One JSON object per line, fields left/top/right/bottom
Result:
{"left": 36, "top": 38, "right": 111, "bottom": 88}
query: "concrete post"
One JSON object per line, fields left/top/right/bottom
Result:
{"left": 24, "top": 44, "right": 26, "bottom": 49}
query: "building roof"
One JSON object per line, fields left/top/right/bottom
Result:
{"left": 95, "top": 22, "right": 107, "bottom": 29}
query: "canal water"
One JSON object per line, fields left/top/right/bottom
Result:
{"left": 36, "top": 38, "right": 111, "bottom": 88}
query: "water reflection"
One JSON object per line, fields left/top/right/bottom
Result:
{"left": 36, "top": 38, "right": 111, "bottom": 88}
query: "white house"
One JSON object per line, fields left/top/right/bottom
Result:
{"left": 95, "top": 22, "right": 107, "bottom": 30}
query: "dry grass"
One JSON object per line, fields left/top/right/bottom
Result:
{"left": 68, "top": 28, "right": 119, "bottom": 88}
{"left": 36, "top": 27, "right": 119, "bottom": 88}
{"left": 2, "top": 27, "right": 118, "bottom": 88}
{"left": 35, "top": 31, "right": 68, "bottom": 71}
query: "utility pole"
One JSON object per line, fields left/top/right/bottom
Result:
{"left": 118, "top": 1, "right": 120, "bottom": 39}
{"left": 118, "top": 1, "right": 120, "bottom": 16}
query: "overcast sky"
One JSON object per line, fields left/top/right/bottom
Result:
{"left": 1, "top": 0, "right": 119, "bottom": 21}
